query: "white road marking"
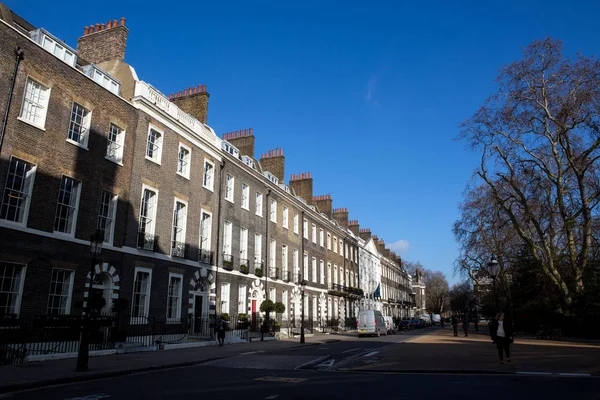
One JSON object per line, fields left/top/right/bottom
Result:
{"left": 341, "top": 348, "right": 361, "bottom": 354}
{"left": 555, "top": 373, "right": 591, "bottom": 377}
{"left": 517, "top": 372, "right": 552, "bottom": 375}
{"left": 294, "top": 355, "right": 331, "bottom": 370}
{"left": 363, "top": 351, "right": 379, "bottom": 357}
{"left": 255, "top": 377, "right": 307, "bottom": 383}
{"left": 316, "top": 359, "right": 335, "bottom": 368}
{"left": 265, "top": 395, "right": 279, "bottom": 399}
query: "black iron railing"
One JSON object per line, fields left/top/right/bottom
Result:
{"left": 137, "top": 232, "right": 156, "bottom": 251}
{"left": 253, "top": 262, "right": 263, "bottom": 277}
{"left": 269, "top": 267, "right": 280, "bottom": 280}
{"left": 239, "top": 259, "right": 250, "bottom": 274}
{"left": 222, "top": 254, "right": 233, "bottom": 271}
{"left": 198, "top": 248, "right": 214, "bottom": 264}
{"left": 171, "top": 241, "right": 187, "bottom": 258}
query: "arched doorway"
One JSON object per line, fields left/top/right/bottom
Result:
{"left": 92, "top": 272, "right": 113, "bottom": 314}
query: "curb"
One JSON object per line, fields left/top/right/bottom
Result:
{"left": 0, "top": 341, "right": 320, "bottom": 395}
{"left": 335, "top": 368, "right": 515, "bottom": 375}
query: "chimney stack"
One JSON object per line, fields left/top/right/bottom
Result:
{"left": 221, "top": 128, "right": 255, "bottom": 158}
{"left": 168, "top": 84, "right": 210, "bottom": 124}
{"left": 348, "top": 220, "right": 360, "bottom": 236}
{"left": 260, "top": 148, "right": 285, "bottom": 182}
{"left": 332, "top": 208, "right": 349, "bottom": 228}
{"left": 312, "top": 194, "right": 333, "bottom": 218}
{"left": 359, "top": 228, "right": 372, "bottom": 242}
{"left": 289, "top": 172, "right": 313, "bottom": 203}
{"left": 77, "top": 18, "right": 129, "bottom": 64}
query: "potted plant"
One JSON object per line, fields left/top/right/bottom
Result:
{"left": 237, "top": 313, "right": 249, "bottom": 329}
{"left": 254, "top": 268, "right": 263, "bottom": 277}
{"left": 220, "top": 313, "right": 230, "bottom": 322}
{"left": 223, "top": 259, "right": 233, "bottom": 271}
{"left": 240, "top": 264, "right": 249, "bottom": 274}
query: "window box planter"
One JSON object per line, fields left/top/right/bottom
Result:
{"left": 254, "top": 268, "right": 263, "bottom": 277}
{"left": 240, "top": 265, "right": 249, "bottom": 274}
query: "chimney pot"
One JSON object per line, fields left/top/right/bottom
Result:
{"left": 83, "top": 26, "right": 89, "bottom": 35}
{"left": 184, "top": 89, "right": 188, "bottom": 96}
{"left": 179, "top": 91, "right": 183, "bottom": 97}
{"left": 95, "top": 23, "right": 101, "bottom": 31}
{"left": 107, "top": 21, "right": 112, "bottom": 29}
{"left": 120, "top": 17, "right": 126, "bottom": 26}
{"left": 113, "top": 20, "right": 118, "bottom": 27}
{"left": 169, "top": 94, "right": 173, "bottom": 99}
{"left": 249, "top": 128, "right": 253, "bottom": 136}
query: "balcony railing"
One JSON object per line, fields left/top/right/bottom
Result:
{"left": 222, "top": 254, "right": 233, "bottom": 271}
{"left": 239, "top": 259, "right": 250, "bottom": 274}
{"left": 198, "top": 248, "right": 214, "bottom": 265}
{"left": 137, "top": 232, "right": 156, "bottom": 251}
{"left": 328, "top": 283, "right": 364, "bottom": 298}
{"left": 171, "top": 241, "right": 187, "bottom": 258}
{"left": 269, "top": 268, "right": 280, "bottom": 280}
{"left": 253, "top": 262, "right": 263, "bottom": 277}
{"left": 282, "top": 270, "right": 291, "bottom": 283}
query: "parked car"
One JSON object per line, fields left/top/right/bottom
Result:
{"left": 399, "top": 319, "right": 413, "bottom": 331}
{"left": 384, "top": 316, "right": 396, "bottom": 334}
{"left": 432, "top": 314, "right": 441, "bottom": 325}
{"left": 411, "top": 319, "right": 423, "bottom": 329}
{"left": 357, "top": 309, "right": 387, "bottom": 337}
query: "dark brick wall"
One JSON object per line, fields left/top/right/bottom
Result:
{"left": 313, "top": 195, "right": 332, "bottom": 218}
{"left": 0, "top": 21, "right": 138, "bottom": 246}
{"left": 76, "top": 23, "right": 128, "bottom": 64}
{"left": 332, "top": 208, "right": 348, "bottom": 229}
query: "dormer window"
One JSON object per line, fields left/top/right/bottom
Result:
{"left": 264, "top": 172, "right": 279, "bottom": 185}
{"left": 30, "top": 29, "right": 77, "bottom": 67}
{"left": 82, "top": 65, "right": 121, "bottom": 95}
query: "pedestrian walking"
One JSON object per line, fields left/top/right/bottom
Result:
{"left": 462, "top": 313, "right": 469, "bottom": 337}
{"left": 451, "top": 312, "right": 459, "bottom": 337}
{"left": 490, "top": 311, "right": 513, "bottom": 364}
{"left": 217, "top": 316, "right": 227, "bottom": 347}
{"left": 440, "top": 317, "right": 445, "bottom": 329}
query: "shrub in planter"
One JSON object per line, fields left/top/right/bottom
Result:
{"left": 260, "top": 300, "right": 275, "bottom": 313}
{"left": 238, "top": 313, "right": 248, "bottom": 321}
{"left": 240, "top": 264, "right": 249, "bottom": 274}
{"left": 254, "top": 268, "right": 263, "bottom": 277}
{"left": 221, "top": 313, "right": 230, "bottom": 321}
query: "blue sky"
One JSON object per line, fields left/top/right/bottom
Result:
{"left": 7, "top": 0, "right": 599, "bottom": 284}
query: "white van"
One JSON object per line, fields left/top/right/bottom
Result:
{"left": 357, "top": 309, "right": 387, "bottom": 337}
{"left": 432, "top": 314, "right": 441, "bottom": 324}
{"left": 384, "top": 316, "right": 396, "bottom": 334}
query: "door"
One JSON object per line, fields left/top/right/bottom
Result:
{"left": 251, "top": 300, "right": 258, "bottom": 331}
{"left": 194, "top": 295, "right": 203, "bottom": 334}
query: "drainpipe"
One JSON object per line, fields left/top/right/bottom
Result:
{"left": 262, "top": 188, "right": 271, "bottom": 341}
{"left": 0, "top": 47, "right": 25, "bottom": 156}
{"left": 214, "top": 160, "right": 225, "bottom": 329}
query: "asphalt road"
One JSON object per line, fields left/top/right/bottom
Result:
{"left": 5, "top": 365, "right": 599, "bottom": 400}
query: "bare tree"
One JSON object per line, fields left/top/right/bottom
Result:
{"left": 459, "top": 38, "right": 600, "bottom": 311}
{"left": 403, "top": 260, "right": 424, "bottom": 277}
{"left": 425, "top": 271, "right": 450, "bottom": 314}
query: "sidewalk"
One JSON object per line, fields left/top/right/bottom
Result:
{"left": 350, "top": 326, "right": 600, "bottom": 376}
{"left": 0, "top": 336, "right": 330, "bottom": 394}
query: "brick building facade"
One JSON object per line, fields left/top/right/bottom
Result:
{"left": 0, "top": 5, "right": 414, "bottom": 336}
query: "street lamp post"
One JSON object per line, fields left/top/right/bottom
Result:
{"left": 76, "top": 229, "right": 104, "bottom": 372}
{"left": 300, "top": 279, "right": 307, "bottom": 343}
{"left": 487, "top": 255, "right": 500, "bottom": 312}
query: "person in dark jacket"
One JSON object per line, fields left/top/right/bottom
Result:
{"left": 462, "top": 313, "right": 469, "bottom": 337}
{"left": 217, "top": 317, "right": 227, "bottom": 347}
{"left": 451, "top": 312, "right": 459, "bottom": 336}
{"left": 490, "top": 311, "right": 513, "bottom": 364}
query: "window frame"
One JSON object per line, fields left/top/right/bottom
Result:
{"left": 225, "top": 174, "right": 234, "bottom": 203}
{"left": 131, "top": 267, "right": 152, "bottom": 322}
{"left": 223, "top": 220, "right": 233, "bottom": 258}
{"left": 0, "top": 262, "right": 27, "bottom": 317}
{"left": 19, "top": 77, "right": 50, "bottom": 130}
{"left": 282, "top": 206, "right": 288, "bottom": 229}
{"left": 319, "top": 229, "right": 324, "bottom": 247}
{"left": 220, "top": 282, "right": 231, "bottom": 314}
{"left": 202, "top": 159, "right": 215, "bottom": 191}
{"left": 53, "top": 175, "right": 82, "bottom": 236}
{"left": 66, "top": 101, "right": 92, "bottom": 149}
{"left": 97, "top": 190, "right": 118, "bottom": 245}
{"left": 255, "top": 192, "right": 263, "bottom": 216}
{"left": 145, "top": 124, "right": 164, "bottom": 165}
{"left": 176, "top": 142, "right": 191, "bottom": 179}
{"left": 138, "top": 184, "right": 159, "bottom": 249}
{"left": 199, "top": 209, "right": 213, "bottom": 261}
{"left": 293, "top": 213, "right": 299, "bottom": 234}
{"left": 238, "top": 285, "right": 247, "bottom": 313}
{"left": 0, "top": 157, "right": 37, "bottom": 226}
{"left": 241, "top": 183, "right": 249, "bottom": 210}
{"left": 270, "top": 199, "right": 277, "bottom": 223}
{"left": 105, "top": 122, "right": 125, "bottom": 165}
{"left": 167, "top": 273, "right": 183, "bottom": 322}
{"left": 171, "top": 198, "right": 188, "bottom": 257}
{"left": 311, "top": 224, "right": 316, "bottom": 243}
